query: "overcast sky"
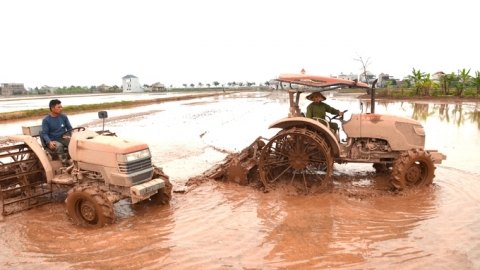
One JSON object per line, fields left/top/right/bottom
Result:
{"left": 1, "top": 0, "right": 479, "bottom": 88}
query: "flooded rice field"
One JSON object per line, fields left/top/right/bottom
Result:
{"left": 1, "top": 91, "right": 480, "bottom": 269}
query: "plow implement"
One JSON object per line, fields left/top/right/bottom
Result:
{"left": 0, "top": 142, "right": 51, "bottom": 215}
{"left": 202, "top": 137, "right": 267, "bottom": 186}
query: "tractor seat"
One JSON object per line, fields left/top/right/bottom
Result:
{"left": 39, "top": 131, "right": 68, "bottom": 159}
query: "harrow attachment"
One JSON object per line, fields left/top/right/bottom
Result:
{"left": 0, "top": 142, "right": 51, "bottom": 215}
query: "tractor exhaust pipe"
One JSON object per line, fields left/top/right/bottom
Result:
{"left": 370, "top": 79, "right": 378, "bottom": 114}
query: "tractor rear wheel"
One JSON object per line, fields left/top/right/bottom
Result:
{"left": 66, "top": 185, "right": 115, "bottom": 227}
{"left": 390, "top": 149, "right": 435, "bottom": 190}
{"left": 258, "top": 127, "right": 333, "bottom": 194}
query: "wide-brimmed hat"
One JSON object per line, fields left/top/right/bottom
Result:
{"left": 306, "top": 91, "right": 327, "bottom": 101}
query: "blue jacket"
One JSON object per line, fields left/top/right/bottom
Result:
{"left": 41, "top": 114, "right": 73, "bottom": 143}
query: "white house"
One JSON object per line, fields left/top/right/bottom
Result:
{"left": 122, "top": 75, "right": 142, "bottom": 92}
{"left": 338, "top": 72, "right": 358, "bottom": 81}
{"left": 359, "top": 71, "right": 377, "bottom": 86}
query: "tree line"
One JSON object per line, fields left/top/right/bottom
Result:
{"left": 406, "top": 68, "right": 480, "bottom": 96}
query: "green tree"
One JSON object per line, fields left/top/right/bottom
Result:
{"left": 183, "top": 83, "right": 187, "bottom": 88}
{"left": 238, "top": 82, "right": 244, "bottom": 87}
{"left": 265, "top": 81, "right": 270, "bottom": 86}
{"left": 454, "top": 68, "right": 471, "bottom": 96}
{"left": 213, "top": 81, "right": 219, "bottom": 87}
{"left": 190, "top": 83, "right": 195, "bottom": 88}
{"left": 419, "top": 74, "right": 437, "bottom": 96}
{"left": 206, "top": 83, "right": 211, "bottom": 88}
{"left": 444, "top": 72, "right": 456, "bottom": 95}
{"left": 198, "top": 82, "right": 203, "bottom": 87}
{"left": 409, "top": 68, "right": 426, "bottom": 95}
{"left": 472, "top": 71, "right": 480, "bottom": 93}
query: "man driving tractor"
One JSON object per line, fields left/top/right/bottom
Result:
{"left": 41, "top": 99, "right": 73, "bottom": 166}
{"left": 305, "top": 91, "right": 343, "bottom": 132}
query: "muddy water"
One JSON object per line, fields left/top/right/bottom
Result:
{"left": 1, "top": 91, "right": 480, "bottom": 269}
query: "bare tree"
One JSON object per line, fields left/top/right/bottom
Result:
{"left": 354, "top": 53, "right": 372, "bottom": 85}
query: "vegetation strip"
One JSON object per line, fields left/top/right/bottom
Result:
{"left": 0, "top": 92, "right": 234, "bottom": 121}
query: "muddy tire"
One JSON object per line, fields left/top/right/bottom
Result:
{"left": 258, "top": 127, "right": 333, "bottom": 194}
{"left": 66, "top": 186, "right": 115, "bottom": 227}
{"left": 390, "top": 149, "right": 435, "bottom": 190}
{"left": 149, "top": 166, "right": 172, "bottom": 205}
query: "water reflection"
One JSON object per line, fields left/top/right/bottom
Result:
{"left": 257, "top": 190, "right": 438, "bottom": 268}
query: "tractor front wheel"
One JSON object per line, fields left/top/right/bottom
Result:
{"left": 390, "top": 149, "right": 435, "bottom": 190}
{"left": 66, "top": 186, "right": 115, "bottom": 227}
{"left": 149, "top": 166, "right": 172, "bottom": 205}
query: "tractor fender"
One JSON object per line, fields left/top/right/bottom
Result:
{"left": 7, "top": 134, "right": 54, "bottom": 182}
{"left": 268, "top": 117, "right": 341, "bottom": 157}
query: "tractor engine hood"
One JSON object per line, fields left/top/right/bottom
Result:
{"left": 343, "top": 113, "right": 426, "bottom": 150}
{"left": 69, "top": 130, "right": 150, "bottom": 168}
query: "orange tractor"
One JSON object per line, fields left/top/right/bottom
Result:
{"left": 210, "top": 74, "right": 446, "bottom": 193}
{"left": 0, "top": 111, "right": 172, "bottom": 227}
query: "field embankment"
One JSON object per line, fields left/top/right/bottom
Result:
{"left": 0, "top": 92, "right": 235, "bottom": 121}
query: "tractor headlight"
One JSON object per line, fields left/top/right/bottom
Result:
{"left": 117, "top": 149, "right": 151, "bottom": 163}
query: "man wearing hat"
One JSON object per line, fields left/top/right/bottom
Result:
{"left": 306, "top": 91, "right": 343, "bottom": 132}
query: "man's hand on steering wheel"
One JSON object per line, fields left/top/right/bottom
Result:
{"left": 332, "top": 110, "right": 348, "bottom": 120}
{"left": 62, "top": 127, "right": 86, "bottom": 139}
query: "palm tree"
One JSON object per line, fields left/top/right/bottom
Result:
{"left": 471, "top": 71, "right": 480, "bottom": 93}
{"left": 454, "top": 68, "right": 471, "bottom": 96}
{"left": 420, "top": 74, "right": 437, "bottom": 96}
{"left": 445, "top": 72, "right": 456, "bottom": 95}
{"left": 409, "top": 68, "right": 426, "bottom": 95}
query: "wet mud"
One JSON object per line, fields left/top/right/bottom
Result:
{"left": 1, "top": 91, "right": 480, "bottom": 269}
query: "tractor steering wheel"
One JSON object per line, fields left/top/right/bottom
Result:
{"left": 332, "top": 110, "right": 348, "bottom": 121}
{"left": 72, "top": 127, "right": 86, "bottom": 132}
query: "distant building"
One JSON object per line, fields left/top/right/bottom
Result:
{"left": 122, "top": 75, "right": 142, "bottom": 92}
{"left": 378, "top": 73, "right": 395, "bottom": 87}
{"left": 268, "top": 79, "right": 279, "bottom": 90}
{"left": 151, "top": 82, "right": 166, "bottom": 92}
{"left": 40, "top": 85, "right": 58, "bottom": 94}
{"left": 338, "top": 72, "right": 358, "bottom": 81}
{"left": 97, "top": 84, "right": 111, "bottom": 92}
{"left": 359, "top": 71, "right": 377, "bottom": 85}
{"left": 1, "top": 83, "right": 26, "bottom": 96}
{"left": 432, "top": 71, "right": 445, "bottom": 85}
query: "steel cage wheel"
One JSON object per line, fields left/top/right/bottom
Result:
{"left": 258, "top": 128, "right": 333, "bottom": 194}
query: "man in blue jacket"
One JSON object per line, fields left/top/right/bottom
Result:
{"left": 41, "top": 99, "right": 73, "bottom": 166}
